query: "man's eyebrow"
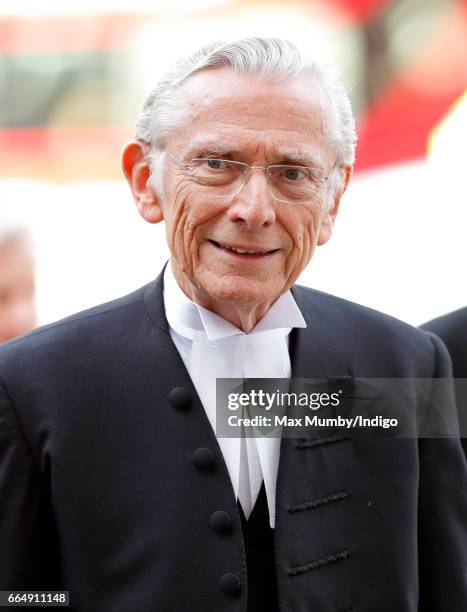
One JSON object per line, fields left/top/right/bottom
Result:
{"left": 275, "top": 149, "right": 324, "bottom": 167}
{"left": 184, "top": 142, "right": 235, "bottom": 157}
{"left": 182, "top": 142, "right": 324, "bottom": 166}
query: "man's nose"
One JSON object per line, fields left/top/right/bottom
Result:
{"left": 226, "top": 170, "right": 276, "bottom": 231}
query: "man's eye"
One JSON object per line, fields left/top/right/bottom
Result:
{"left": 282, "top": 167, "right": 306, "bottom": 181}
{"left": 205, "top": 159, "right": 228, "bottom": 170}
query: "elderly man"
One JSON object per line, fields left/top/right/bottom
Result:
{"left": 0, "top": 38, "right": 466, "bottom": 612}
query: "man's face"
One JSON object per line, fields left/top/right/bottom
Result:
{"left": 136, "top": 68, "right": 350, "bottom": 310}
{"left": 0, "top": 236, "right": 37, "bottom": 343}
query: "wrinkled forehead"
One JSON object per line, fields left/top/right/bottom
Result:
{"left": 168, "top": 67, "right": 335, "bottom": 164}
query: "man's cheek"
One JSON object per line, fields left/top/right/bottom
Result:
{"left": 289, "top": 221, "right": 315, "bottom": 276}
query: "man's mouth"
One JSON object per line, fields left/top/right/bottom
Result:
{"left": 209, "top": 240, "right": 279, "bottom": 258}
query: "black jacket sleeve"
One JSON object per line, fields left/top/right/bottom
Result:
{"left": 0, "top": 377, "right": 62, "bottom": 591}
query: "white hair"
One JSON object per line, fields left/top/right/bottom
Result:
{"left": 135, "top": 37, "right": 357, "bottom": 194}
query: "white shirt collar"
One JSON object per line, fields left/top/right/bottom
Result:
{"left": 163, "top": 261, "right": 307, "bottom": 341}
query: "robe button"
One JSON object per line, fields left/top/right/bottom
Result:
{"left": 192, "top": 447, "right": 215, "bottom": 469}
{"left": 210, "top": 511, "right": 232, "bottom": 534}
{"left": 168, "top": 387, "right": 191, "bottom": 410}
{"left": 219, "top": 572, "right": 241, "bottom": 596}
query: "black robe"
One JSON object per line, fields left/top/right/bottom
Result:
{"left": 1, "top": 271, "right": 466, "bottom": 611}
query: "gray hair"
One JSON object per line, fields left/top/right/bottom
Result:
{"left": 135, "top": 37, "right": 356, "bottom": 193}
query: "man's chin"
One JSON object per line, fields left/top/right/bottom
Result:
{"left": 198, "top": 275, "right": 279, "bottom": 308}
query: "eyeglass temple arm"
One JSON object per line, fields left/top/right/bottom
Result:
{"left": 163, "top": 149, "right": 195, "bottom": 170}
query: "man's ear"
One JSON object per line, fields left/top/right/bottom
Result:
{"left": 121, "top": 141, "right": 163, "bottom": 224}
{"left": 317, "top": 164, "right": 353, "bottom": 246}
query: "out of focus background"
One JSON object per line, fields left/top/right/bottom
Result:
{"left": 1, "top": 0, "right": 466, "bottom": 337}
